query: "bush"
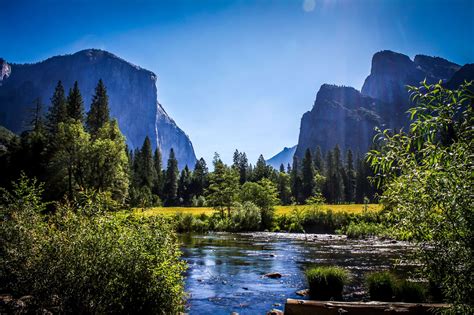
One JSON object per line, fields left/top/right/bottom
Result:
{"left": 306, "top": 266, "right": 349, "bottom": 300}
{"left": 174, "top": 212, "right": 196, "bottom": 232}
{"left": 231, "top": 201, "right": 261, "bottom": 231}
{"left": 397, "top": 280, "right": 427, "bottom": 303}
{"left": 0, "top": 176, "right": 186, "bottom": 314}
{"left": 365, "top": 271, "right": 398, "bottom": 301}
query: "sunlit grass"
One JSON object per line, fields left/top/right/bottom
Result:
{"left": 134, "top": 204, "right": 381, "bottom": 217}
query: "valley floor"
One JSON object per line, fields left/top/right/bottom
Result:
{"left": 135, "top": 204, "right": 381, "bottom": 217}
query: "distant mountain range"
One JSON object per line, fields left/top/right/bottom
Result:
{"left": 0, "top": 49, "right": 196, "bottom": 168}
{"left": 292, "top": 50, "right": 473, "bottom": 161}
{"left": 266, "top": 145, "right": 296, "bottom": 169}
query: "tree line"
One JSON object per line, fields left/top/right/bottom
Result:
{"left": 0, "top": 79, "right": 378, "bottom": 208}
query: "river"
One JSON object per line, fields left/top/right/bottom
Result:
{"left": 180, "top": 232, "right": 415, "bottom": 314}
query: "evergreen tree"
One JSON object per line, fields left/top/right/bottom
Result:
{"left": 279, "top": 163, "right": 285, "bottom": 173}
{"left": 163, "top": 148, "right": 179, "bottom": 206}
{"left": 191, "top": 158, "right": 209, "bottom": 197}
{"left": 87, "top": 120, "right": 130, "bottom": 203}
{"left": 152, "top": 148, "right": 164, "bottom": 198}
{"left": 313, "top": 146, "right": 324, "bottom": 173}
{"left": 290, "top": 156, "right": 302, "bottom": 203}
{"left": 206, "top": 153, "right": 239, "bottom": 217}
{"left": 17, "top": 99, "right": 48, "bottom": 183}
{"left": 177, "top": 165, "right": 192, "bottom": 205}
{"left": 67, "top": 81, "right": 85, "bottom": 122}
{"left": 253, "top": 154, "right": 270, "bottom": 181}
{"left": 232, "top": 150, "right": 249, "bottom": 184}
{"left": 301, "top": 148, "right": 316, "bottom": 201}
{"left": 46, "top": 81, "right": 68, "bottom": 134}
{"left": 139, "top": 136, "right": 157, "bottom": 189}
{"left": 329, "top": 146, "right": 345, "bottom": 203}
{"left": 344, "top": 149, "right": 356, "bottom": 203}
{"left": 277, "top": 170, "right": 292, "bottom": 205}
{"left": 86, "top": 79, "right": 110, "bottom": 135}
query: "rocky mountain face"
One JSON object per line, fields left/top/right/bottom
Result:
{"left": 294, "top": 84, "right": 383, "bottom": 158}
{"left": 0, "top": 49, "right": 196, "bottom": 168}
{"left": 361, "top": 50, "right": 461, "bottom": 129}
{"left": 266, "top": 145, "right": 296, "bottom": 169}
{"left": 295, "top": 50, "right": 467, "bottom": 160}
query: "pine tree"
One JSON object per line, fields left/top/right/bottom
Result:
{"left": 232, "top": 150, "right": 249, "bottom": 184}
{"left": 253, "top": 154, "right": 270, "bottom": 181}
{"left": 301, "top": 148, "right": 316, "bottom": 202}
{"left": 164, "top": 148, "right": 179, "bottom": 206}
{"left": 313, "top": 146, "right": 324, "bottom": 173}
{"left": 192, "top": 158, "right": 209, "bottom": 197}
{"left": 290, "top": 156, "right": 302, "bottom": 203}
{"left": 67, "top": 81, "right": 85, "bottom": 122}
{"left": 279, "top": 163, "right": 285, "bottom": 173}
{"left": 86, "top": 79, "right": 110, "bottom": 135}
{"left": 344, "top": 149, "right": 356, "bottom": 203}
{"left": 334, "top": 146, "right": 345, "bottom": 203}
{"left": 46, "top": 81, "right": 68, "bottom": 134}
{"left": 206, "top": 153, "right": 239, "bottom": 217}
{"left": 277, "top": 170, "right": 291, "bottom": 205}
{"left": 152, "top": 148, "right": 164, "bottom": 198}
{"left": 139, "top": 136, "right": 157, "bottom": 189}
{"left": 177, "top": 165, "right": 192, "bottom": 205}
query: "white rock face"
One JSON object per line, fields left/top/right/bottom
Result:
{"left": 0, "top": 59, "right": 11, "bottom": 85}
{"left": 0, "top": 49, "right": 196, "bottom": 168}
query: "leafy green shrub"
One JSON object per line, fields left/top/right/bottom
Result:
{"left": 231, "top": 201, "right": 261, "bottom": 231}
{"left": 174, "top": 212, "right": 196, "bottom": 232}
{"left": 0, "top": 176, "right": 186, "bottom": 314}
{"left": 306, "top": 266, "right": 349, "bottom": 300}
{"left": 365, "top": 271, "right": 398, "bottom": 301}
{"left": 343, "top": 221, "right": 386, "bottom": 238}
{"left": 367, "top": 82, "right": 473, "bottom": 312}
{"left": 397, "top": 280, "right": 427, "bottom": 303}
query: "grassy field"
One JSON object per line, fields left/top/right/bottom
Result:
{"left": 135, "top": 204, "right": 381, "bottom": 217}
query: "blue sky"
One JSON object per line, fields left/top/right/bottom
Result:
{"left": 2, "top": 0, "right": 473, "bottom": 164}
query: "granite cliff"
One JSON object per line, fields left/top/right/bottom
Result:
{"left": 295, "top": 50, "right": 467, "bottom": 160}
{"left": 0, "top": 49, "right": 196, "bottom": 168}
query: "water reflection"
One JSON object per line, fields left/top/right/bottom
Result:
{"left": 180, "top": 232, "right": 415, "bottom": 315}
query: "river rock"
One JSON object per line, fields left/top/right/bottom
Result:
{"left": 296, "top": 289, "right": 309, "bottom": 296}
{"left": 264, "top": 272, "right": 282, "bottom": 279}
{"left": 267, "top": 309, "right": 284, "bottom": 315}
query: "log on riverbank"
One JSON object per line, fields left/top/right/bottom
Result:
{"left": 284, "top": 299, "right": 450, "bottom": 315}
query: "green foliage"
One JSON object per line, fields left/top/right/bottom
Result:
{"left": 87, "top": 120, "right": 130, "bottom": 202}
{"left": 365, "top": 271, "right": 398, "bottom": 301}
{"left": 365, "top": 271, "right": 427, "bottom": 303}
{"left": 163, "top": 148, "right": 179, "bottom": 206}
{"left": 230, "top": 201, "right": 261, "bottom": 231}
{"left": 367, "top": 82, "right": 473, "bottom": 311}
{"left": 66, "top": 81, "right": 85, "bottom": 122}
{"left": 240, "top": 178, "right": 278, "bottom": 230}
{"left": 0, "top": 176, "right": 186, "bottom": 314}
{"left": 191, "top": 195, "right": 207, "bottom": 207}
{"left": 46, "top": 81, "right": 68, "bottom": 134}
{"left": 301, "top": 148, "right": 316, "bottom": 200}
{"left": 306, "top": 266, "right": 349, "bottom": 300}
{"left": 86, "top": 79, "right": 110, "bottom": 135}
{"left": 206, "top": 154, "right": 240, "bottom": 217}
{"left": 397, "top": 279, "right": 427, "bottom": 303}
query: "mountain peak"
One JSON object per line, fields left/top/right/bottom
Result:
{"left": 370, "top": 50, "right": 413, "bottom": 76}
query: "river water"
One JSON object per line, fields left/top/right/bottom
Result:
{"left": 180, "top": 232, "right": 415, "bottom": 315}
